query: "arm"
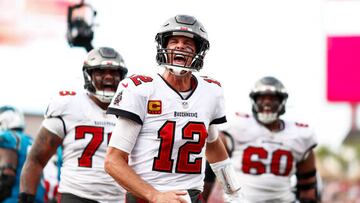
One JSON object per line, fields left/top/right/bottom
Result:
{"left": 105, "top": 147, "right": 159, "bottom": 200}
{"left": 296, "top": 150, "right": 318, "bottom": 202}
{"left": 203, "top": 130, "right": 235, "bottom": 201}
{"left": 206, "top": 131, "right": 241, "bottom": 196}
{"left": 104, "top": 117, "right": 187, "bottom": 203}
{"left": 205, "top": 137, "right": 228, "bottom": 164}
{"left": 20, "top": 127, "right": 62, "bottom": 195}
{"left": 105, "top": 147, "right": 187, "bottom": 203}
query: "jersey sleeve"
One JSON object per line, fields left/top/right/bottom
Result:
{"left": 109, "top": 117, "right": 142, "bottom": 153}
{"left": 45, "top": 93, "right": 69, "bottom": 118}
{"left": 300, "top": 130, "right": 317, "bottom": 160}
{"left": 0, "top": 130, "right": 19, "bottom": 150}
{"left": 294, "top": 125, "right": 318, "bottom": 162}
{"left": 107, "top": 77, "right": 149, "bottom": 125}
{"left": 42, "top": 92, "right": 72, "bottom": 138}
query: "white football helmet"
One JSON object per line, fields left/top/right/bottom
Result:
{"left": 155, "top": 14, "right": 210, "bottom": 76}
{"left": 249, "top": 76, "right": 288, "bottom": 124}
{"left": 83, "top": 47, "right": 128, "bottom": 103}
{"left": 0, "top": 106, "right": 25, "bottom": 131}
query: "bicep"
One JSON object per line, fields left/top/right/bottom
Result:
{"left": 28, "top": 127, "right": 62, "bottom": 167}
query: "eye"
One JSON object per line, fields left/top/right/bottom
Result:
{"left": 168, "top": 39, "right": 178, "bottom": 45}
{"left": 185, "top": 46, "right": 195, "bottom": 53}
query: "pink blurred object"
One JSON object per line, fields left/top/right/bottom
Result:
{"left": 327, "top": 36, "right": 360, "bottom": 102}
{"left": 207, "top": 182, "right": 225, "bottom": 203}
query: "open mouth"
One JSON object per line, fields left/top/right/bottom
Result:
{"left": 102, "top": 84, "right": 116, "bottom": 92}
{"left": 173, "top": 54, "right": 187, "bottom": 66}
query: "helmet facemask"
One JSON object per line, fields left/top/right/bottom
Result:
{"left": 83, "top": 47, "right": 128, "bottom": 103}
{"left": 84, "top": 68, "right": 123, "bottom": 103}
{"left": 155, "top": 15, "right": 209, "bottom": 76}
{"left": 249, "top": 76, "right": 288, "bottom": 125}
{"left": 252, "top": 94, "right": 286, "bottom": 124}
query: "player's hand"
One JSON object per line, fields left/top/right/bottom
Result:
{"left": 151, "top": 190, "right": 188, "bottom": 203}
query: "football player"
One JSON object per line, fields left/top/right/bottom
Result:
{"left": 220, "top": 76, "right": 319, "bottom": 203}
{"left": 104, "top": 14, "right": 241, "bottom": 203}
{"left": 19, "top": 47, "right": 128, "bottom": 203}
{"left": 0, "top": 106, "right": 45, "bottom": 203}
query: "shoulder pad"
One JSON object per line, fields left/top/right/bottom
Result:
{"left": 45, "top": 90, "right": 78, "bottom": 118}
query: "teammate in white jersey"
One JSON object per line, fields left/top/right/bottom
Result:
{"left": 19, "top": 47, "right": 128, "bottom": 203}
{"left": 104, "top": 15, "right": 241, "bottom": 203}
{"left": 219, "top": 76, "right": 319, "bottom": 203}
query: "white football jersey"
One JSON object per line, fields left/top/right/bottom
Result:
{"left": 108, "top": 73, "right": 226, "bottom": 192}
{"left": 44, "top": 90, "right": 125, "bottom": 203}
{"left": 221, "top": 113, "right": 317, "bottom": 203}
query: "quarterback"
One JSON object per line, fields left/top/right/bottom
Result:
{"left": 105, "top": 15, "right": 241, "bottom": 203}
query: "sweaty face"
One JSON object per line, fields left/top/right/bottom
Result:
{"left": 91, "top": 68, "right": 121, "bottom": 92}
{"left": 255, "top": 94, "right": 281, "bottom": 114}
{"left": 166, "top": 36, "right": 196, "bottom": 67}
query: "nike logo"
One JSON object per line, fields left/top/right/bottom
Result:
{"left": 122, "top": 83, "right": 128, "bottom": 88}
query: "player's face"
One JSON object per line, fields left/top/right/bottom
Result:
{"left": 255, "top": 94, "right": 281, "bottom": 114}
{"left": 91, "top": 68, "right": 121, "bottom": 92}
{"left": 166, "top": 36, "right": 196, "bottom": 67}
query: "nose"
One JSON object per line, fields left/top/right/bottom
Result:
{"left": 102, "top": 70, "right": 116, "bottom": 82}
{"left": 175, "top": 41, "right": 186, "bottom": 50}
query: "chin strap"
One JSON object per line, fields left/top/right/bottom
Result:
{"left": 93, "top": 90, "right": 114, "bottom": 103}
{"left": 162, "top": 65, "right": 194, "bottom": 76}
